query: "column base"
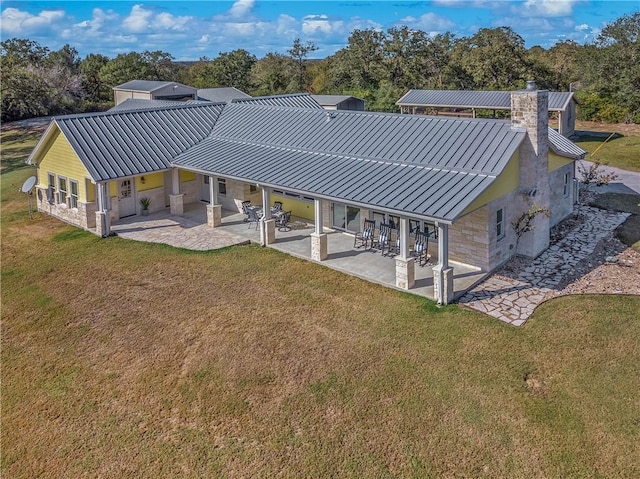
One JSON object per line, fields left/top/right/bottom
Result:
{"left": 206, "top": 204, "right": 222, "bottom": 227}
{"left": 260, "top": 219, "right": 276, "bottom": 246}
{"left": 95, "top": 211, "right": 111, "bottom": 237}
{"left": 432, "top": 265, "right": 454, "bottom": 306}
{"left": 395, "top": 257, "right": 415, "bottom": 290}
{"left": 169, "top": 194, "right": 184, "bottom": 215}
{"left": 310, "top": 233, "right": 327, "bottom": 261}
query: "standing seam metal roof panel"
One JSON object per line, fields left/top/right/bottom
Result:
{"left": 396, "top": 89, "right": 575, "bottom": 111}
{"left": 53, "top": 103, "right": 224, "bottom": 182}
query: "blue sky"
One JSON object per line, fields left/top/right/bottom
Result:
{"left": 1, "top": 1, "right": 637, "bottom": 60}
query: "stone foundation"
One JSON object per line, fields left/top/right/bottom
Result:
{"left": 433, "top": 265, "right": 454, "bottom": 305}
{"left": 206, "top": 204, "right": 222, "bottom": 227}
{"left": 35, "top": 186, "right": 97, "bottom": 229}
{"left": 311, "top": 233, "right": 327, "bottom": 261}
{"left": 260, "top": 218, "right": 275, "bottom": 246}
{"left": 169, "top": 194, "right": 184, "bottom": 215}
{"left": 395, "top": 257, "right": 415, "bottom": 290}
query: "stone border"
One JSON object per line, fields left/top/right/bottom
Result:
{"left": 458, "top": 206, "right": 630, "bottom": 325}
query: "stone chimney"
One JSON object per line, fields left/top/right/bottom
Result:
{"left": 511, "top": 80, "right": 551, "bottom": 258}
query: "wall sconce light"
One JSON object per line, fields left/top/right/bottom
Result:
{"left": 141, "top": 176, "right": 146, "bottom": 184}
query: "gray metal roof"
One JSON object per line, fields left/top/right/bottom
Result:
{"left": 206, "top": 103, "right": 523, "bottom": 175}
{"left": 231, "top": 93, "right": 323, "bottom": 109}
{"left": 197, "top": 87, "right": 251, "bottom": 103}
{"left": 49, "top": 103, "right": 224, "bottom": 182}
{"left": 548, "top": 128, "right": 586, "bottom": 159}
{"left": 397, "top": 89, "right": 575, "bottom": 111}
{"left": 109, "top": 98, "right": 210, "bottom": 112}
{"left": 113, "top": 80, "right": 195, "bottom": 93}
{"left": 173, "top": 104, "right": 526, "bottom": 222}
{"left": 311, "top": 95, "right": 364, "bottom": 106}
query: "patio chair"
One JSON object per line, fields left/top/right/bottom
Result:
{"left": 388, "top": 227, "right": 401, "bottom": 256}
{"left": 241, "top": 200, "right": 252, "bottom": 222}
{"left": 247, "top": 207, "right": 261, "bottom": 229}
{"left": 272, "top": 201, "right": 283, "bottom": 213}
{"left": 413, "top": 230, "right": 430, "bottom": 266}
{"left": 353, "top": 218, "right": 376, "bottom": 249}
{"left": 277, "top": 211, "right": 292, "bottom": 231}
{"left": 375, "top": 223, "right": 392, "bottom": 255}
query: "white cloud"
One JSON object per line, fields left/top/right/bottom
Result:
{"left": 575, "top": 23, "right": 589, "bottom": 31}
{"left": 154, "top": 12, "right": 192, "bottom": 31}
{"left": 302, "top": 14, "right": 345, "bottom": 35}
{"left": 228, "top": 0, "right": 255, "bottom": 19}
{"left": 122, "top": 4, "right": 153, "bottom": 33}
{"left": 399, "top": 12, "right": 455, "bottom": 31}
{"left": 0, "top": 7, "right": 65, "bottom": 35}
{"left": 520, "top": 0, "right": 578, "bottom": 17}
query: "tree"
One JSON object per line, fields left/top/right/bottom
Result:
{"left": 287, "top": 38, "right": 318, "bottom": 91}
{"left": 328, "top": 29, "right": 385, "bottom": 92}
{"left": 81, "top": 53, "right": 111, "bottom": 102}
{"left": 452, "top": 27, "right": 531, "bottom": 90}
{"left": 249, "top": 53, "right": 297, "bottom": 96}
{"left": 142, "top": 50, "right": 179, "bottom": 81}
{"left": 98, "top": 52, "right": 149, "bottom": 89}
{"left": 208, "top": 49, "right": 257, "bottom": 92}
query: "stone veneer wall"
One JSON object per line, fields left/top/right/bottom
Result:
{"left": 35, "top": 186, "right": 97, "bottom": 229}
{"left": 548, "top": 163, "right": 574, "bottom": 226}
{"left": 181, "top": 180, "right": 198, "bottom": 206}
{"left": 450, "top": 190, "right": 521, "bottom": 272}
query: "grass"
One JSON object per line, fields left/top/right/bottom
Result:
{"left": 573, "top": 132, "right": 640, "bottom": 172}
{"left": 590, "top": 193, "right": 640, "bottom": 251}
{"left": 3, "top": 126, "right": 640, "bottom": 478}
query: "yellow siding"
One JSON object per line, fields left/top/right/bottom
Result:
{"left": 37, "top": 129, "right": 93, "bottom": 202}
{"left": 85, "top": 179, "right": 95, "bottom": 201}
{"left": 109, "top": 181, "right": 117, "bottom": 197}
{"left": 548, "top": 152, "right": 573, "bottom": 172}
{"left": 462, "top": 152, "right": 519, "bottom": 215}
{"left": 180, "top": 170, "right": 195, "bottom": 182}
{"left": 272, "top": 194, "right": 315, "bottom": 220}
{"left": 137, "top": 172, "right": 164, "bottom": 191}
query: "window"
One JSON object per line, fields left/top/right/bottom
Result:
{"left": 218, "top": 178, "right": 226, "bottom": 195}
{"left": 563, "top": 172, "right": 570, "bottom": 197}
{"left": 70, "top": 180, "right": 79, "bottom": 208}
{"left": 496, "top": 208, "right": 505, "bottom": 240}
{"left": 47, "top": 173, "right": 56, "bottom": 203}
{"left": 58, "top": 176, "right": 67, "bottom": 205}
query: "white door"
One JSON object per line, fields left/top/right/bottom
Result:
{"left": 118, "top": 178, "right": 136, "bottom": 218}
{"left": 200, "top": 175, "right": 210, "bottom": 202}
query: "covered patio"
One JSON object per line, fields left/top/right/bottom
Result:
{"left": 111, "top": 202, "right": 485, "bottom": 302}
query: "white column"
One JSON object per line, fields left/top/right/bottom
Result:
{"left": 209, "top": 175, "right": 216, "bottom": 205}
{"left": 206, "top": 176, "right": 222, "bottom": 227}
{"left": 433, "top": 222, "right": 453, "bottom": 305}
{"left": 438, "top": 222, "right": 449, "bottom": 269}
{"left": 95, "top": 181, "right": 111, "bottom": 237}
{"left": 399, "top": 216, "right": 409, "bottom": 259}
{"left": 311, "top": 198, "right": 327, "bottom": 261}
{"left": 171, "top": 168, "right": 180, "bottom": 195}
{"left": 314, "top": 198, "right": 323, "bottom": 235}
{"left": 261, "top": 187, "right": 271, "bottom": 220}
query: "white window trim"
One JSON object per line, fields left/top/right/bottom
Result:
{"left": 58, "top": 175, "right": 68, "bottom": 206}
{"left": 70, "top": 179, "right": 79, "bottom": 209}
{"left": 563, "top": 172, "right": 570, "bottom": 198}
{"left": 47, "top": 172, "right": 56, "bottom": 204}
{"left": 217, "top": 178, "right": 227, "bottom": 196}
{"left": 496, "top": 207, "right": 505, "bottom": 241}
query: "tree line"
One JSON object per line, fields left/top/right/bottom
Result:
{"left": 1, "top": 12, "right": 638, "bottom": 123}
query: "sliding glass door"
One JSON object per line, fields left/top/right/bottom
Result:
{"left": 332, "top": 203, "right": 361, "bottom": 233}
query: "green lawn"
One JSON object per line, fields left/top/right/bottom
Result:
{"left": 2, "top": 126, "right": 640, "bottom": 478}
{"left": 574, "top": 132, "right": 640, "bottom": 172}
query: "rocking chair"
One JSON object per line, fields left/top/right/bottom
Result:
{"left": 353, "top": 219, "right": 376, "bottom": 249}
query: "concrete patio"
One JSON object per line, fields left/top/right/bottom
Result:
{"left": 111, "top": 202, "right": 486, "bottom": 301}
